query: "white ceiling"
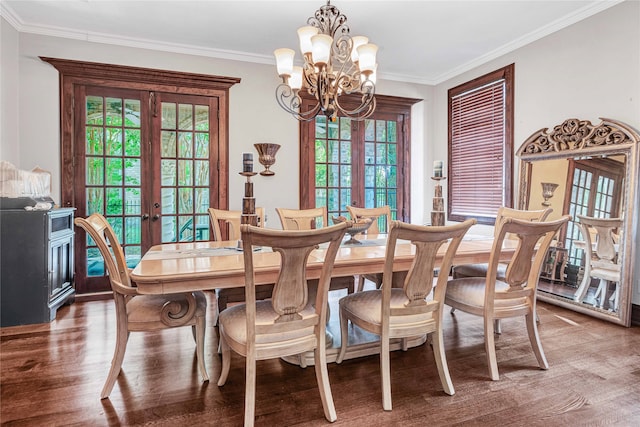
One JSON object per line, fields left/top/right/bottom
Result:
{"left": 0, "top": 0, "right": 623, "bottom": 84}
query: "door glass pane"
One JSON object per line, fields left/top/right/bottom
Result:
{"left": 83, "top": 95, "right": 142, "bottom": 277}
{"left": 315, "top": 117, "right": 352, "bottom": 218}
{"left": 160, "top": 100, "right": 210, "bottom": 243}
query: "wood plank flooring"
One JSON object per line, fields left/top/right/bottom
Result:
{"left": 2, "top": 290, "right": 639, "bottom": 426}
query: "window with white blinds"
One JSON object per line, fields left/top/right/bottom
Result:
{"left": 447, "top": 64, "right": 514, "bottom": 225}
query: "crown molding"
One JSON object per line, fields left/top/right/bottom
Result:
{"left": 1, "top": 0, "right": 626, "bottom": 86}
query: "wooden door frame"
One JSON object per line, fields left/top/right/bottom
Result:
{"left": 298, "top": 93, "right": 420, "bottom": 222}
{"left": 41, "top": 58, "right": 239, "bottom": 294}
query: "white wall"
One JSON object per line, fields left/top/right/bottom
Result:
{"left": 0, "top": 17, "right": 19, "bottom": 163}
{"left": 432, "top": 1, "right": 640, "bottom": 303}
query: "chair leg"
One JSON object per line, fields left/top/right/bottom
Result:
{"left": 336, "top": 305, "right": 349, "bottom": 364}
{"left": 101, "top": 320, "right": 129, "bottom": 399}
{"left": 314, "top": 342, "right": 337, "bottom": 422}
{"left": 610, "top": 283, "right": 619, "bottom": 311}
{"left": 594, "top": 279, "right": 607, "bottom": 308}
{"left": 431, "top": 326, "right": 455, "bottom": 396}
{"left": 525, "top": 312, "right": 549, "bottom": 370}
{"left": 194, "top": 316, "right": 209, "bottom": 382}
{"left": 494, "top": 319, "right": 502, "bottom": 334}
{"left": 244, "top": 353, "right": 257, "bottom": 427}
{"left": 380, "top": 331, "right": 392, "bottom": 411}
{"left": 217, "top": 334, "right": 231, "bottom": 386}
{"left": 356, "top": 275, "right": 366, "bottom": 292}
{"left": 484, "top": 317, "right": 500, "bottom": 381}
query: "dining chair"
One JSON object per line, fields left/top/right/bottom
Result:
{"left": 276, "top": 206, "right": 328, "bottom": 230}
{"left": 277, "top": 206, "right": 354, "bottom": 293}
{"left": 208, "top": 207, "right": 265, "bottom": 241}
{"left": 336, "top": 219, "right": 476, "bottom": 411}
{"left": 217, "top": 222, "right": 349, "bottom": 426}
{"left": 346, "top": 205, "right": 392, "bottom": 292}
{"left": 575, "top": 215, "right": 623, "bottom": 311}
{"left": 451, "top": 207, "right": 552, "bottom": 333}
{"left": 74, "top": 213, "right": 209, "bottom": 399}
{"left": 208, "top": 207, "right": 272, "bottom": 316}
{"left": 451, "top": 207, "right": 552, "bottom": 280}
{"left": 445, "top": 215, "right": 571, "bottom": 381}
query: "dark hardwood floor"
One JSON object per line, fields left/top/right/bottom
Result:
{"left": 2, "top": 289, "right": 639, "bottom": 426}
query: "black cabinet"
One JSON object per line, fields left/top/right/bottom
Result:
{"left": 1, "top": 207, "right": 76, "bottom": 326}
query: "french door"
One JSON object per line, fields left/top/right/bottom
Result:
{"left": 563, "top": 158, "right": 623, "bottom": 274}
{"left": 299, "top": 94, "right": 419, "bottom": 228}
{"left": 74, "top": 87, "right": 221, "bottom": 293}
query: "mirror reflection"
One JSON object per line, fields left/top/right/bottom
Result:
{"left": 517, "top": 118, "right": 639, "bottom": 326}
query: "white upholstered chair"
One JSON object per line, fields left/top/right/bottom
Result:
{"left": 575, "top": 215, "right": 623, "bottom": 311}
{"left": 208, "top": 207, "right": 272, "bottom": 315}
{"left": 217, "top": 222, "right": 349, "bottom": 426}
{"left": 75, "top": 213, "right": 209, "bottom": 399}
{"left": 346, "top": 205, "right": 393, "bottom": 292}
{"left": 337, "top": 219, "right": 477, "bottom": 410}
{"left": 445, "top": 215, "right": 571, "bottom": 381}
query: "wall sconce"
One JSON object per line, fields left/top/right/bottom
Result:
{"left": 254, "top": 143, "right": 281, "bottom": 176}
{"left": 541, "top": 182, "right": 559, "bottom": 206}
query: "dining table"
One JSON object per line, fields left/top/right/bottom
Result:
{"left": 131, "top": 233, "right": 517, "bottom": 366}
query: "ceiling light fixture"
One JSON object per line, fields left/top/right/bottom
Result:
{"left": 274, "top": 1, "right": 378, "bottom": 121}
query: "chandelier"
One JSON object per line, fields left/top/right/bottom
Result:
{"left": 274, "top": 1, "right": 378, "bottom": 121}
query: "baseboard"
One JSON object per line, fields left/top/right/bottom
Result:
{"left": 632, "top": 304, "right": 640, "bottom": 326}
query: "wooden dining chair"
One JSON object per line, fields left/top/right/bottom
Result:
{"left": 217, "top": 222, "right": 349, "bottom": 426}
{"left": 336, "top": 219, "right": 477, "bottom": 411}
{"left": 451, "top": 207, "right": 552, "bottom": 280}
{"left": 277, "top": 206, "right": 354, "bottom": 294}
{"left": 346, "top": 205, "right": 392, "bottom": 292}
{"left": 208, "top": 207, "right": 272, "bottom": 316}
{"left": 576, "top": 215, "right": 623, "bottom": 311}
{"left": 208, "top": 207, "right": 265, "bottom": 241}
{"left": 445, "top": 215, "right": 571, "bottom": 381}
{"left": 74, "top": 213, "right": 209, "bottom": 399}
{"left": 276, "top": 206, "right": 328, "bottom": 230}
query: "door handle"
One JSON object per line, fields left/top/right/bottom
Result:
{"left": 152, "top": 214, "right": 160, "bottom": 221}
{"left": 142, "top": 213, "right": 149, "bottom": 220}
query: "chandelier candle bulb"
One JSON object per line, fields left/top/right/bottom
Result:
{"left": 297, "top": 26, "right": 319, "bottom": 54}
{"left": 243, "top": 153, "right": 253, "bottom": 173}
{"left": 274, "top": 48, "right": 295, "bottom": 76}
{"left": 434, "top": 160, "right": 443, "bottom": 177}
{"left": 289, "top": 66, "right": 303, "bottom": 90}
{"left": 357, "top": 43, "right": 378, "bottom": 73}
{"left": 351, "top": 36, "right": 369, "bottom": 62}
{"left": 311, "top": 34, "right": 333, "bottom": 65}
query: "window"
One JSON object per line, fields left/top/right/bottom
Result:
{"left": 299, "top": 94, "right": 420, "bottom": 227}
{"left": 448, "top": 64, "right": 514, "bottom": 225}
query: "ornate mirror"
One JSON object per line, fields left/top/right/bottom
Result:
{"left": 517, "top": 118, "right": 639, "bottom": 326}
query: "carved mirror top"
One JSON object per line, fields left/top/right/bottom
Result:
{"left": 517, "top": 117, "right": 639, "bottom": 159}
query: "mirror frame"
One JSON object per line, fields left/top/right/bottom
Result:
{"left": 517, "top": 118, "right": 639, "bottom": 326}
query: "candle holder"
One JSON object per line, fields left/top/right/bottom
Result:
{"left": 239, "top": 171, "right": 258, "bottom": 226}
{"left": 431, "top": 176, "right": 447, "bottom": 226}
{"left": 254, "top": 143, "right": 281, "bottom": 176}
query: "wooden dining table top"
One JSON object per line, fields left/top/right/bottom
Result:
{"left": 131, "top": 233, "right": 517, "bottom": 295}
